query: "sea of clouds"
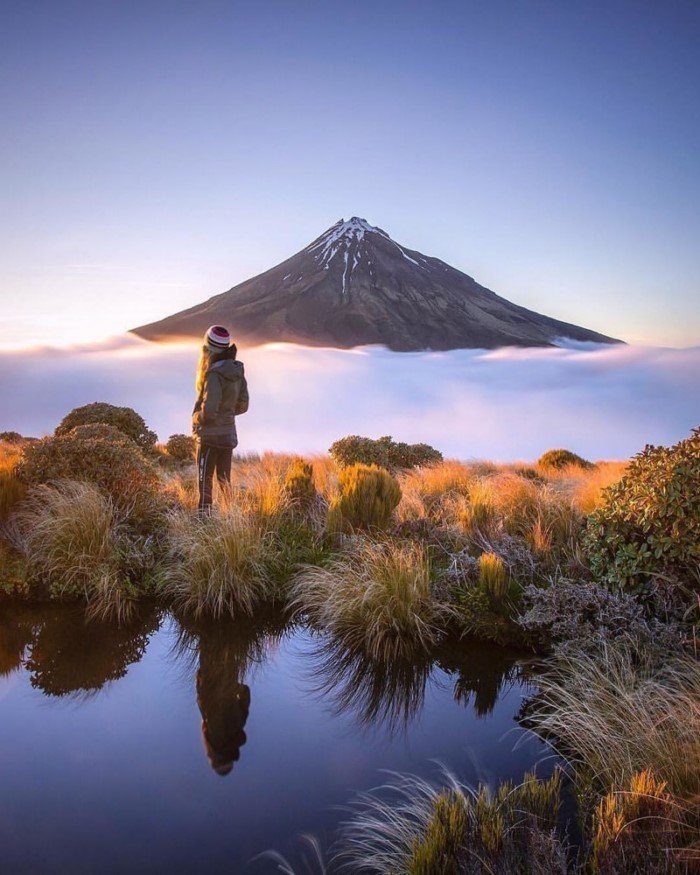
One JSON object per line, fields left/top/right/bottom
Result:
{"left": 1, "top": 337, "right": 698, "bottom": 461}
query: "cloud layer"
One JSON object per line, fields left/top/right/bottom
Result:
{"left": 1, "top": 338, "right": 697, "bottom": 461}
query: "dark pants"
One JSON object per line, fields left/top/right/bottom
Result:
{"left": 197, "top": 444, "right": 233, "bottom": 511}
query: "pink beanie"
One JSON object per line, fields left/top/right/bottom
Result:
{"left": 205, "top": 325, "right": 231, "bottom": 351}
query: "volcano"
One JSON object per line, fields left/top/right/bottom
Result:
{"left": 132, "top": 217, "right": 621, "bottom": 350}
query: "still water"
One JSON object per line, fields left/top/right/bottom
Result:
{"left": 0, "top": 604, "right": 552, "bottom": 873}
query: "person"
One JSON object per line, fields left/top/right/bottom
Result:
{"left": 192, "top": 325, "right": 249, "bottom": 512}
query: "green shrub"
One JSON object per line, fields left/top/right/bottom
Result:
{"left": 538, "top": 448, "right": 593, "bottom": 470}
{"left": 330, "top": 435, "right": 442, "bottom": 471}
{"left": 584, "top": 428, "right": 700, "bottom": 590}
{"left": 68, "top": 423, "right": 135, "bottom": 445}
{"left": 55, "top": 402, "right": 157, "bottom": 450}
{"left": 16, "top": 432, "right": 163, "bottom": 531}
{"left": 165, "top": 433, "right": 196, "bottom": 462}
{"left": 328, "top": 463, "right": 401, "bottom": 532}
{"left": 283, "top": 457, "right": 317, "bottom": 513}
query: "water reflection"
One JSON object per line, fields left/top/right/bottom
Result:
{"left": 307, "top": 633, "right": 530, "bottom": 733}
{"left": 0, "top": 603, "right": 161, "bottom": 697}
{"left": 173, "top": 612, "right": 288, "bottom": 776}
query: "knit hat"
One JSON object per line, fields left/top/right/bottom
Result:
{"left": 204, "top": 325, "right": 231, "bottom": 351}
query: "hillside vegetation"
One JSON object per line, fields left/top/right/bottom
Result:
{"left": 1, "top": 406, "right": 698, "bottom": 871}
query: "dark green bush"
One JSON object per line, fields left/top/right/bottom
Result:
{"left": 55, "top": 402, "right": 157, "bottom": 451}
{"left": 330, "top": 435, "right": 442, "bottom": 471}
{"left": 16, "top": 432, "right": 163, "bottom": 530}
{"left": 538, "top": 448, "right": 593, "bottom": 470}
{"left": 165, "top": 433, "right": 196, "bottom": 462}
{"left": 584, "top": 428, "right": 700, "bottom": 590}
{"left": 68, "top": 423, "right": 135, "bottom": 446}
{"left": 0, "top": 431, "right": 25, "bottom": 444}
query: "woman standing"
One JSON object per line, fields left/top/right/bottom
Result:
{"left": 192, "top": 325, "right": 249, "bottom": 512}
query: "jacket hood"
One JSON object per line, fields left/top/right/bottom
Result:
{"left": 208, "top": 358, "right": 244, "bottom": 381}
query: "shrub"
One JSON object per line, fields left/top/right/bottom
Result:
{"left": 14, "top": 481, "right": 143, "bottom": 622}
{"left": 162, "top": 507, "right": 281, "bottom": 618}
{"left": 328, "top": 464, "right": 401, "bottom": 533}
{"left": 538, "top": 448, "right": 593, "bottom": 470}
{"left": 330, "top": 435, "right": 442, "bottom": 471}
{"left": 16, "top": 432, "right": 163, "bottom": 531}
{"left": 584, "top": 428, "right": 700, "bottom": 590}
{"left": 68, "top": 423, "right": 135, "bottom": 445}
{"left": 0, "top": 431, "right": 25, "bottom": 444}
{"left": 283, "top": 457, "right": 317, "bottom": 513}
{"left": 165, "top": 433, "right": 196, "bottom": 462}
{"left": 55, "top": 402, "right": 157, "bottom": 450}
{"left": 291, "top": 539, "right": 446, "bottom": 660}
{"left": 518, "top": 578, "right": 685, "bottom": 658}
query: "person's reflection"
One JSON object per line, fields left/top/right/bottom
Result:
{"left": 175, "top": 613, "right": 286, "bottom": 777}
{"left": 196, "top": 629, "right": 251, "bottom": 776}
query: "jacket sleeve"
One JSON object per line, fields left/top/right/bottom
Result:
{"left": 235, "top": 374, "right": 249, "bottom": 415}
{"left": 201, "top": 372, "right": 223, "bottom": 424}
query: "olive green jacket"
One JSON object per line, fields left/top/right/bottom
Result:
{"left": 192, "top": 357, "right": 249, "bottom": 448}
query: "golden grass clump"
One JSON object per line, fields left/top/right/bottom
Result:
{"left": 15, "top": 481, "right": 137, "bottom": 622}
{"left": 283, "top": 457, "right": 317, "bottom": 513}
{"left": 569, "top": 460, "right": 628, "bottom": 514}
{"left": 478, "top": 552, "right": 508, "bottom": 605}
{"left": 591, "top": 769, "right": 684, "bottom": 874}
{"left": 530, "top": 646, "right": 700, "bottom": 803}
{"left": 291, "top": 539, "right": 444, "bottom": 660}
{"left": 0, "top": 441, "right": 26, "bottom": 521}
{"left": 397, "top": 461, "right": 473, "bottom": 523}
{"left": 163, "top": 506, "right": 281, "bottom": 619}
{"left": 328, "top": 463, "right": 401, "bottom": 533}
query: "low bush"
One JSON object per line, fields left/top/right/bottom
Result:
{"left": 518, "top": 578, "right": 685, "bottom": 658}
{"left": 162, "top": 507, "right": 282, "bottom": 618}
{"left": 291, "top": 539, "right": 446, "bottom": 660}
{"left": 330, "top": 435, "right": 442, "bottom": 471}
{"left": 16, "top": 432, "right": 163, "bottom": 531}
{"left": 0, "top": 431, "right": 26, "bottom": 444}
{"left": 55, "top": 402, "right": 157, "bottom": 451}
{"left": 584, "top": 428, "right": 700, "bottom": 591}
{"left": 537, "top": 448, "right": 593, "bottom": 470}
{"left": 14, "top": 481, "right": 144, "bottom": 622}
{"left": 165, "top": 433, "right": 196, "bottom": 462}
{"left": 328, "top": 464, "right": 401, "bottom": 533}
{"left": 68, "top": 423, "right": 135, "bottom": 445}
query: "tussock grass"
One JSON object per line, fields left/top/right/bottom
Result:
{"left": 397, "top": 461, "right": 473, "bottom": 523}
{"left": 14, "top": 481, "right": 138, "bottom": 622}
{"left": 328, "top": 464, "right": 401, "bottom": 534}
{"left": 337, "top": 769, "right": 565, "bottom": 874}
{"left": 0, "top": 441, "right": 26, "bottom": 521}
{"left": 530, "top": 646, "right": 700, "bottom": 802}
{"left": 479, "top": 552, "right": 508, "bottom": 605}
{"left": 162, "top": 506, "right": 281, "bottom": 619}
{"left": 291, "top": 540, "right": 446, "bottom": 660}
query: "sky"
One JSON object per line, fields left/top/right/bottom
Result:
{"left": 1, "top": 0, "right": 699, "bottom": 348}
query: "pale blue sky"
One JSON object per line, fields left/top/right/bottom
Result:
{"left": 1, "top": 0, "right": 698, "bottom": 347}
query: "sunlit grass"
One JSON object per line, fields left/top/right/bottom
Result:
{"left": 291, "top": 539, "right": 446, "bottom": 660}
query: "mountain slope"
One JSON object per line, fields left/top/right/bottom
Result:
{"left": 132, "top": 217, "right": 621, "bottom": 350}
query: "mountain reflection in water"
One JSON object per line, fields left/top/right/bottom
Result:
{"left": 0, "top": 604, "right": 545, "bottom": 872}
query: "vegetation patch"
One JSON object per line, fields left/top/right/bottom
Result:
{"left": 55, "top": 402, "right": 157, "bottom": 451}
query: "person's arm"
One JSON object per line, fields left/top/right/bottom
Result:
{"left": 235, "top": 374, "right": 249, "bottom": 415}
{"left": 201, "top": 372, "right": 223, "bottom": 423}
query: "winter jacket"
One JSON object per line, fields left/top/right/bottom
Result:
{"left": 192, "top": 351, "right": 249, "bottom": 448}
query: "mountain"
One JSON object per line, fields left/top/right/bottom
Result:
{"left": 132, "top": 217, "right": 621, "bottom": 350}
